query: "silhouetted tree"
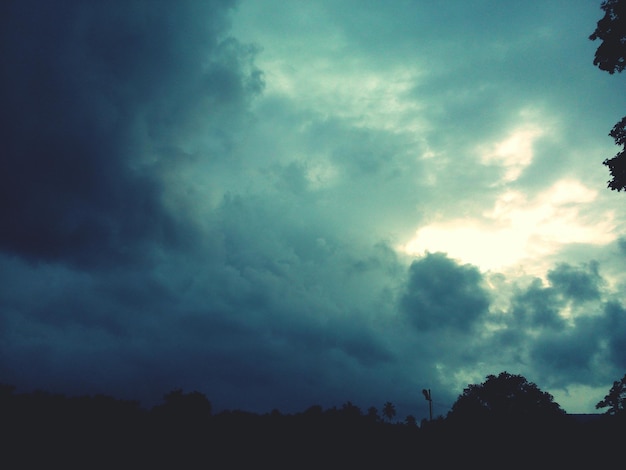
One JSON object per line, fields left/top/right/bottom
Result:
{"left": 162, "top": 388, "right": 211, "bottom": 416}
{"left": 443, "top": 372, "right": 571, "bottom": 466}
{"left": 151, "top": 388, "right": 212, "bottom": 439}
{"left": 404, "top": 414, "right": 417, "bottom": 427}
{"left": 382, "top": 401, "right": 396, "bottom": 423}
{"left": 340, "top": 401, "right": 362, "bottom": 419}
{"left": 590, "top": 0, "right": 626, "bottom": 74}
{"left": 590, "top": 0, "right": 626, "bottom": 191}
{"left": 596, "top": 373, "right": 626, "bottom": 415}
{"left": 603, "top": 117, "right": 626, "bottom": 191}
{"left": 447, "top": 372, "right": 565, "bottom": 425}
{"left": 367, "top": 406, "right": 380, "bottom": 422}
{"left": 303, "top": 404, "right": 323, "bottom": 417}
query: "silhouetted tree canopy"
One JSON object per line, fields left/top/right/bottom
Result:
{"left": 596, "top": 372, "right": 626, "bottom": 415}
{"left": 590, "top": 0, "right": 626, "bottom": 191}
{"left": 340, "top": 401, "right": 362, "bottom": 419}
{"left": 590, "top": 0, "right": 626, "bottom": 74}
{"left": 604, "top": 117, "right": 626, "bottom": 191}
{"left": 447, "top": 372, "right": 565, "bottom": 424}
{"left": 151, "top": 388, "right": 212, "bottom": 432}
{"left": 382, "top": 401, "right": 396, "bottom": 422}
{"left": 367, "top": 405, "right": 380, "bottom": 422}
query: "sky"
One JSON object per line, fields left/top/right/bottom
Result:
{"left": 1, "top": 0, "right": 625, "bottom": 420}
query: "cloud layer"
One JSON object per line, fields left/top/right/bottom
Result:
{"left": 1, "top": 0, "right": 625, "bottom": 419}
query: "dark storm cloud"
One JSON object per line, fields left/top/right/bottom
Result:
{"left": 529, "top": 320, "right": 603, "bottom": 378}
{"left": 507, "top": 261, "right": 605, "bottom": 332}
{"left": 510, "top": 278, "right": 567, "bottom": 330}
{"left": 478, "top": 260, "right": 626, "bottom": 394}
{"left": 401, "top": 252, "right": 490, "bottom": 331}
{"left": 0, "top": 0, "right": 261, "bottom": 267}
{"left": 521, "top": 304, "right": 622, "bottom": 393}
{"left": 547, "top": 261, "right": 603, "bottom": 303}
{"left": 0, "top": 215, "right": 398, "bottom": 412}
{"left": 600, "top": 301, "right": 626, "bottom": 370}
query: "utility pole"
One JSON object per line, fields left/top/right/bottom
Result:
{"left": 422, "top": 388, "right": 432, "bottom": 421}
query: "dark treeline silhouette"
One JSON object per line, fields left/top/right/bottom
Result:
{"left": 1, "top": 373, "right": 625, "bottom": 468}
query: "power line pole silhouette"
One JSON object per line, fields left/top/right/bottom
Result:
{"left": 422, "top": 388, "right": 432, "bottom": 421}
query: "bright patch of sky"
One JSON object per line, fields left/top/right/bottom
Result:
{"left": 403, "top": 180, "right": 617, "bottom": 273}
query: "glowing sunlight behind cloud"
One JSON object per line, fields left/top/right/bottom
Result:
{"left": 402, "top": 180, "right": 616, "bottom": 272}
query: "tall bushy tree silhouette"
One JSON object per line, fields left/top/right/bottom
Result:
{"left": 590, "top": 0, "right": 626, "bottom": 191}
{"left": 596, "top": 373, "right": 626, "bottom": 415}
{"left": 447, "top": 372, "right": 565, "bottom": 425}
